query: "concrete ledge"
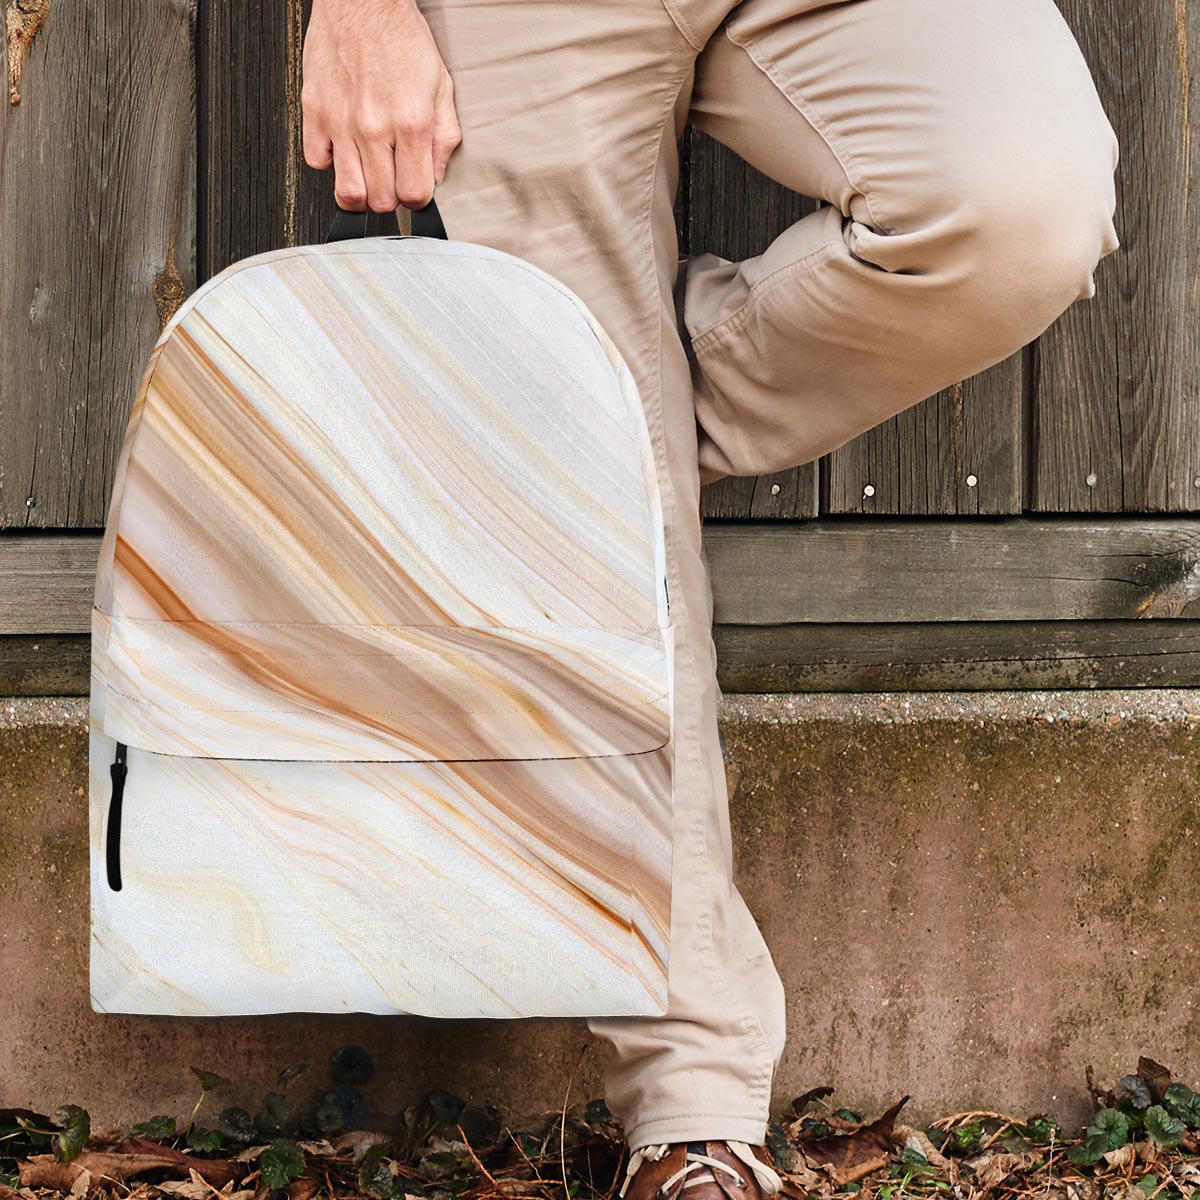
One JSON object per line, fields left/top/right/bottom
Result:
{"left": 5, "top": 692, "right": 1200, "bottom": 1132}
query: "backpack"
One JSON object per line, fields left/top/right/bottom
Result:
{"left": 88, "top": 201, "right": 675, "bottom": 1018}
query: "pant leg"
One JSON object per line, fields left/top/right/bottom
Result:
{"left": 680, "top": 0, "right": 1121, "bottom": 485}
{"left": 413, "top": 0, "right": 788, "bottom": 1150}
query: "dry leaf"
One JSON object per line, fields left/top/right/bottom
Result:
{"left": 155, "top": 1179, "right": 216, "bottom": 1200}
{"left": 331, "top": 1130, "right": 393, "bottom": 1162}
{"left": 895, "top": 1125, "right": 951, "bottom": 1169}
{"left": 1102, "top": 1145, "right": 1136, "bottom": 1169}
{"left": 295, "top": 1141, "right": 337, "bottom": 1157}
{"left": 800, "top": 1097, "right": 909, "bottom": 1186}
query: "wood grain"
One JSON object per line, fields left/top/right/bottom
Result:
{"left": 704, "top": 518, "right": 1200, "bottom": 624}
{"left": 1034, "top": 0, "right": 1200, "bottom": 513}
{"left": 715, "top": 619, "right": 1200, "bottom": 692}
{"left": 0, "top": 0, "right": 196, "bottom": 529}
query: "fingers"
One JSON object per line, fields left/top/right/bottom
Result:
{"left": 393, "top": 104, "right": 436, "bottom": 209}
{"left": 331, "top": 138, "right": 368, "bottom": 211}
{"left": 359, "top": 118, "right": 401, "bottom": 212}
{"left": 302, "top": 122, "right": 334, "bottom": 173}
{"left": 299, "top": 2, "right": 463, "bottom": 213}
{"left": 430, "top": 74, "right": 463, "bottom": 185}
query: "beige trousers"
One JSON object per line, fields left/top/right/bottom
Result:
{"left": 414, "top": 0, "right": 1120, "bottom": 1149}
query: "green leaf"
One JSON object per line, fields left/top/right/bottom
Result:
{"left": 187, "top": 1128, "right": 224, "bottom": 1153}
{"left": 260, "top": 1138, "right": 306, "bottom": 1189}
{"left": 217, "top": 1107, "right": 256, "bottom": 1145}
{"left": 316, "top": 1101, "right": 345, "bottom": 1137}
{"left": 1091, "top": 1108, "right": 1131, "bottom": 1150}
{"left": 1023, "top": 1116, "right": 1062, "bottom": 1145}
{"left": 324, "top": 1088, "right": 368, "bottom": 1131}
{"left": 1163, "top": 1084, "right": 1200, "bottom": 1127}
{"left": 191, "top": 1068, "right": 230, "bottom": 1094}
{"left": 331, "top": 1045, "right": 375, "bottom": 1086}
{"left": 953, "top": 1122, "right": 983, "bottom": 1152}
{"left": 1067, "top": 1142, "right": 1104, "bottom": 1167}
{"left": 132, "top": 1115, "right": 177, "bottom": 1140}
{"left": 358, "top": 1145, "right": 395, "bottom": 1200}
{"left": 255, "top": 1092, "right": 290, "bottom": 1139}
{"left": 1068, "top": 1109, "right": 1131, "bottom": 1166}
{"left": 1145, "top": 1106, "right": 1186, "bottom": 1149}
{"left": 1120, "top": 1076, "right": 1154, "bottom": 1110}
{"left": 52, "top": 1106, "right": 90, "bottom": 1164}
{"left": 765, "top": 1127, "right": 798, "bottom": 1172}
{"left": 1137, "top": 1176, "right": 1160, "bottom": 1194}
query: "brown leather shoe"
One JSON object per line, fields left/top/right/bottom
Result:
{"left": 617, "top": 1140, "right": 784, "bottom": 1200}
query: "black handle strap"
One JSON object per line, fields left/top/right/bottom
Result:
{"left": 325, "top": 195, "right": 448, "bottom": 244}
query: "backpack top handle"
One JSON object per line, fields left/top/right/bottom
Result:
{"left": 325, "top": 194, "right": 447, "bottom": 243}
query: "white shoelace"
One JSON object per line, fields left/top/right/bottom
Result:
{"left": 618, "top": 1141, "right": 784, "bottom": 1198}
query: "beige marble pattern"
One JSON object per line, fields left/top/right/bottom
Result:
{"left": 89, "top": 238, "right": 674, "bottom": 1017}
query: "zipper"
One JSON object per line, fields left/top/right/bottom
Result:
{"left": 106, "top": 741, "right": 127, "bottom": 891}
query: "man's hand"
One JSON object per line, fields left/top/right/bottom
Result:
{"left": 301, "top": 0, "right": 462, "bottom": 212}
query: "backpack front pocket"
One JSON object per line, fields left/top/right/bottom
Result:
{"left": 89, "top": 608, "right": 674, "bottom": 1018}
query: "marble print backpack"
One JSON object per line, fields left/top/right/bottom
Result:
{"left": 89, "top": 200, "right": 675, "bottom": 1018}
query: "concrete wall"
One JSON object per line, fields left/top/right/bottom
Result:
{"left": 4, "top": 691, "right": 1200, "bottom": 1134}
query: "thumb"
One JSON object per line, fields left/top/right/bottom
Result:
{"left": 431, "top": 77, "right": 463, "bottom": 183}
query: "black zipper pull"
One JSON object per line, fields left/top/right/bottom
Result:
{"left": 106, "top": 741, "right": 127, "bottom": 891}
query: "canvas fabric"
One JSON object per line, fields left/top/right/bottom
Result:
{"left": 90, "top": 238, "right": 677, "bottom": 1020}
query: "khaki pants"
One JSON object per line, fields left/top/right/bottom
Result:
{"left": 415, "top": 0, "right": 1120, "bottom": 1150}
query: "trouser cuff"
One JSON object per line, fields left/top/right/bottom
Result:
{"left": 623, "top": 1112, "right": 770, "bottom": 1152}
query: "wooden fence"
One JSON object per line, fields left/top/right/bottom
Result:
{"left": 1, "top": 0, "right": 1197, "bottom": 693}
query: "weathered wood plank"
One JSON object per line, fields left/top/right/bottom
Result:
{"left": 6, "top": 619, "right": 1199, "bottom": 697}
{"left": 200, "top": 0, "right": 395, "bottom": 280}
{"left": 0, "top": 636, "right": 90, "bottom": 696}
{"left": 0, "top": 0, "right": 196, "bottom": 529}
{"left": 684, "top": 131, "right": 820, "bottom": 520}
{"left": 0, "top": 536, "right": 100, "bottom": 634}
{"left": 715, "top": 620, "right": 1200, "bottom": 692}
{"left": 705, "top": 518, "right": 1200, "bottom": 624}
{"left": 1033, "top": 0, "right": 1199, "bottom": 512}
{"left": 9, "top": 520, "right": 1200, "bottom": 636}
{"left": 823, "top": 352, "right": 1025, "bottom": 516}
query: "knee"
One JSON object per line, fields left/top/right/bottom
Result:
{"left": 850, "top": 124, "right": 1120, "bottom": 351}
{"left": 954, "top": 141, "right": 1120, "bottom": 331}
